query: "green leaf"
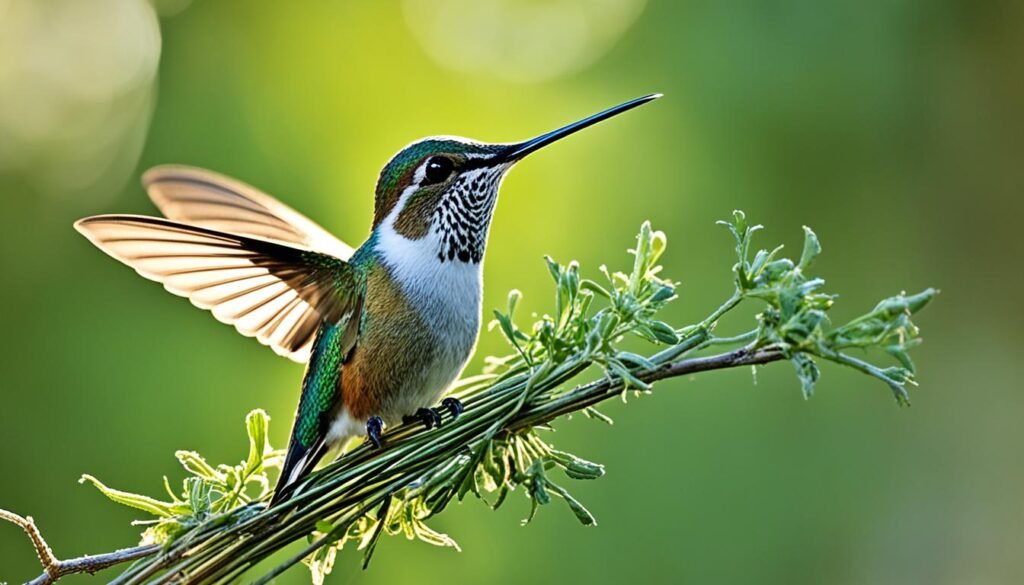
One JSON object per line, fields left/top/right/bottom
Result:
{"left": 886, "top": 344, "right": 916, "bottom": 373}
{"left": 791, "top": 353, "right": 820, "bottom": 399}
{"left": 549, "top": 449, "right": 606, "bottom": 480}
{"left": 412, "top": 520, "right": 461, "bottom": 551}
{"left": 176, "top": 451, "right": 220, "bottom": 481}
{"left": 304, "top": 544, "right": 339, "bottom": 585}
{"left": 546, "top": 480, "right": 598, "bottom": 526}
{"left": 649, "top": 321, "right": 679, "bottom": 344}
{"left": 631, "top": 221, "right": 654, "bottom": 285}
{"left": 798, "top": 226, "right": 821, "bottom": 271}
{"left": 186, "top": 477, "right": 213, "bottom": 515}
{"left": 582, "top": 407, "right": 614, "bottom": 425}
{"left": 543, "top": 255, "right": 561, "bottom": 282}
{"left": 360, "top": 497, "right": 393, "bottom": 569}
{"left": 874, "top": 289, "right": 937, "bottom": 317}
{"left": 581, "top": 278, "right": 613, "bottom": 299}
{"left": 649, "top": 228, "right": 667, "bottom": 265}
{"left": 528, "top": 462, "right": 551, "bottom": 507}
{"left": 492, "top": 310, "right": 519, "bottom": 346}
{"left": 245, "top": 409, "right": 272, "bottom": 472}
{"left": 608, "top": 360, "right": 651, "bottom": 391}
{"left": 79, "top": 475, "right": 180, "bottom": 518}
{"left": 649, "top": 284, "right": 676, "bottom": 303}
{"left": 616, "top": 351, "right": 658, "bottom": 370}
{"left": 506, "top": 289, "right": 522, "bottom": 316}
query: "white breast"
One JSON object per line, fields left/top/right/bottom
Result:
{"left": 376, "top": 219, "right": 482, "bottom": 406}
{"left": 377, "top": 222, "right": 481, "bottom": 334}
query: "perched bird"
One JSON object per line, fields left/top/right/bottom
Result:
{"left": 74, "top": 94, "right": 660, "bottom": 504}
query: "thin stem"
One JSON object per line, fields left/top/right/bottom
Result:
{"left": 510, "top": 345, "right": 784, "bottom": 431}
{"left": 703, "top": 329, "right": 758, "bottom": 347}
{"left": 701, "top": 290, "right": 743, "bottom": 329}
{"left": 0, "top": 508, "right": 159, "bottom": 585}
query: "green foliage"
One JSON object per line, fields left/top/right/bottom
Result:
{"left": 81, "top": 410, "right": 283, "bottom": 545}
{"left": 717, "top": 210, "right": 935, "bottom": 404}
{"left": 81, "top": 213, "right": 934, "bottom": 584}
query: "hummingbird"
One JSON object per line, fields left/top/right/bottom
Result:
{"left": 74, "top": 94, "right": 660, "bottom": 504}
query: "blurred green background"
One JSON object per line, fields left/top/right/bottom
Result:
{"left": 1, "top": 0, "right": 1021, "bottom": 583}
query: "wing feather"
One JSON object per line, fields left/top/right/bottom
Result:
{"left": 74, "top": 215, "right": 362, "bottom": 363}
{"left": 142, "top": 165, "right": 356, "bottom": 261}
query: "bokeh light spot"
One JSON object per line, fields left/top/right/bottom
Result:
{"left": 403, "top": 0, "right": 647, "bottom": 83}
{"left": 0, "top": 0, "right": 161, "bottom": 203}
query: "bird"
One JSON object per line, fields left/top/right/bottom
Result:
{"left": 74, "top": 94, "right": 661, "bottom": 504}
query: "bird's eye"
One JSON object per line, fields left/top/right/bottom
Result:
{"left": 423, "top": 156, "right": 454, "bottom": 184}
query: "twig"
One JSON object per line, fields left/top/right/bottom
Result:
{"left": 1, "top": 346, "right": 783, "bottom": 585}
{"left": 3, "top": 216, "right": 934, "bottom": 584}
{"left": 509, "top": 345, "right": 784, "bottom": 431}
{"left": 0, "top": 508, "right": 158, "bottom": 585}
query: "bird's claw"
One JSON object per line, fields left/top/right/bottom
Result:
{"left": 440, "top": 397, "right": 464, "bottom": 419}
{"left": 366, "top": 416, "right": 385, "bottom": 448}
{"left": 401, "top": 398, "right": 465, "bottom": 434}
{"left": 404, "top": 407, "right": 442, "bottom": 430}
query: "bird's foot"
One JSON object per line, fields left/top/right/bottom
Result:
{"left": 366, "top": 416, "right": 385, "bottom": 449}
{"left": 400, "top": 399, "right": 465, "bottom": 434}
{"left": 440, "top": 397, "right": 464, "bottom": 419}
{"left": 403, "top": 407, "right": 442, "bottom": 430}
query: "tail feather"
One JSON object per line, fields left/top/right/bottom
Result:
{"left": 271, "top": 437, "right": 328, "bottom": 505}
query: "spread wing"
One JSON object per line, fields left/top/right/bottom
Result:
{"left": 142, "top": 165, "right": 356, "bottom": 261}
{"left": 74, "top": 215, "right": 363, "bottom": 363}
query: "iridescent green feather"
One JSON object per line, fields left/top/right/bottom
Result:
{"left": 295, "top": 323, "right": 345, "bottom": 448}
{"left": 292, "top": 250, "right": 372, "bottom": 448}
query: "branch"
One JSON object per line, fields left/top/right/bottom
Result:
{"left": 4, "top": 214, "right": 935, "bottom": 584}
{"left": 0, "top": 508, "right": 158, "bottom": 585}
{"left": 117, "top": 349, "right": 790, "bottom": 585}
{"left": 1, "top": 346, "right": 783, "bottom": 585}
{"left": 509, "top": 345, "right": 785, "bottom": 431}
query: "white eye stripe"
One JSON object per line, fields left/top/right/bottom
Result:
{"left": 412, "top": 160, "right": 431, "bottom": 184}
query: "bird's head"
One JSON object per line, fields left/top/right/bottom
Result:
{"left": 373, "top": 94, "right": 660, "bottom": 264}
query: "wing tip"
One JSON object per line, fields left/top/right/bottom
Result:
{"left": 72, "top": 216, "right": 90, "bottom": 234}
{"left": 73, "top": 215, "right": 111, "bottom": 244}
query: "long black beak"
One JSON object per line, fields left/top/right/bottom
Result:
{"left": 500, "top": 93, "right": 662, "bottom": 162}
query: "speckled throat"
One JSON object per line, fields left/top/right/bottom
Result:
{"left": 433, "top": 166, "right": 504, "bottom": 264}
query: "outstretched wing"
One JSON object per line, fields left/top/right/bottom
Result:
{"left": 143, "top": 165, "right": 356, "bottom": 261}
{"left": 74, "top": 215, "right": 363, "bottom": 363}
